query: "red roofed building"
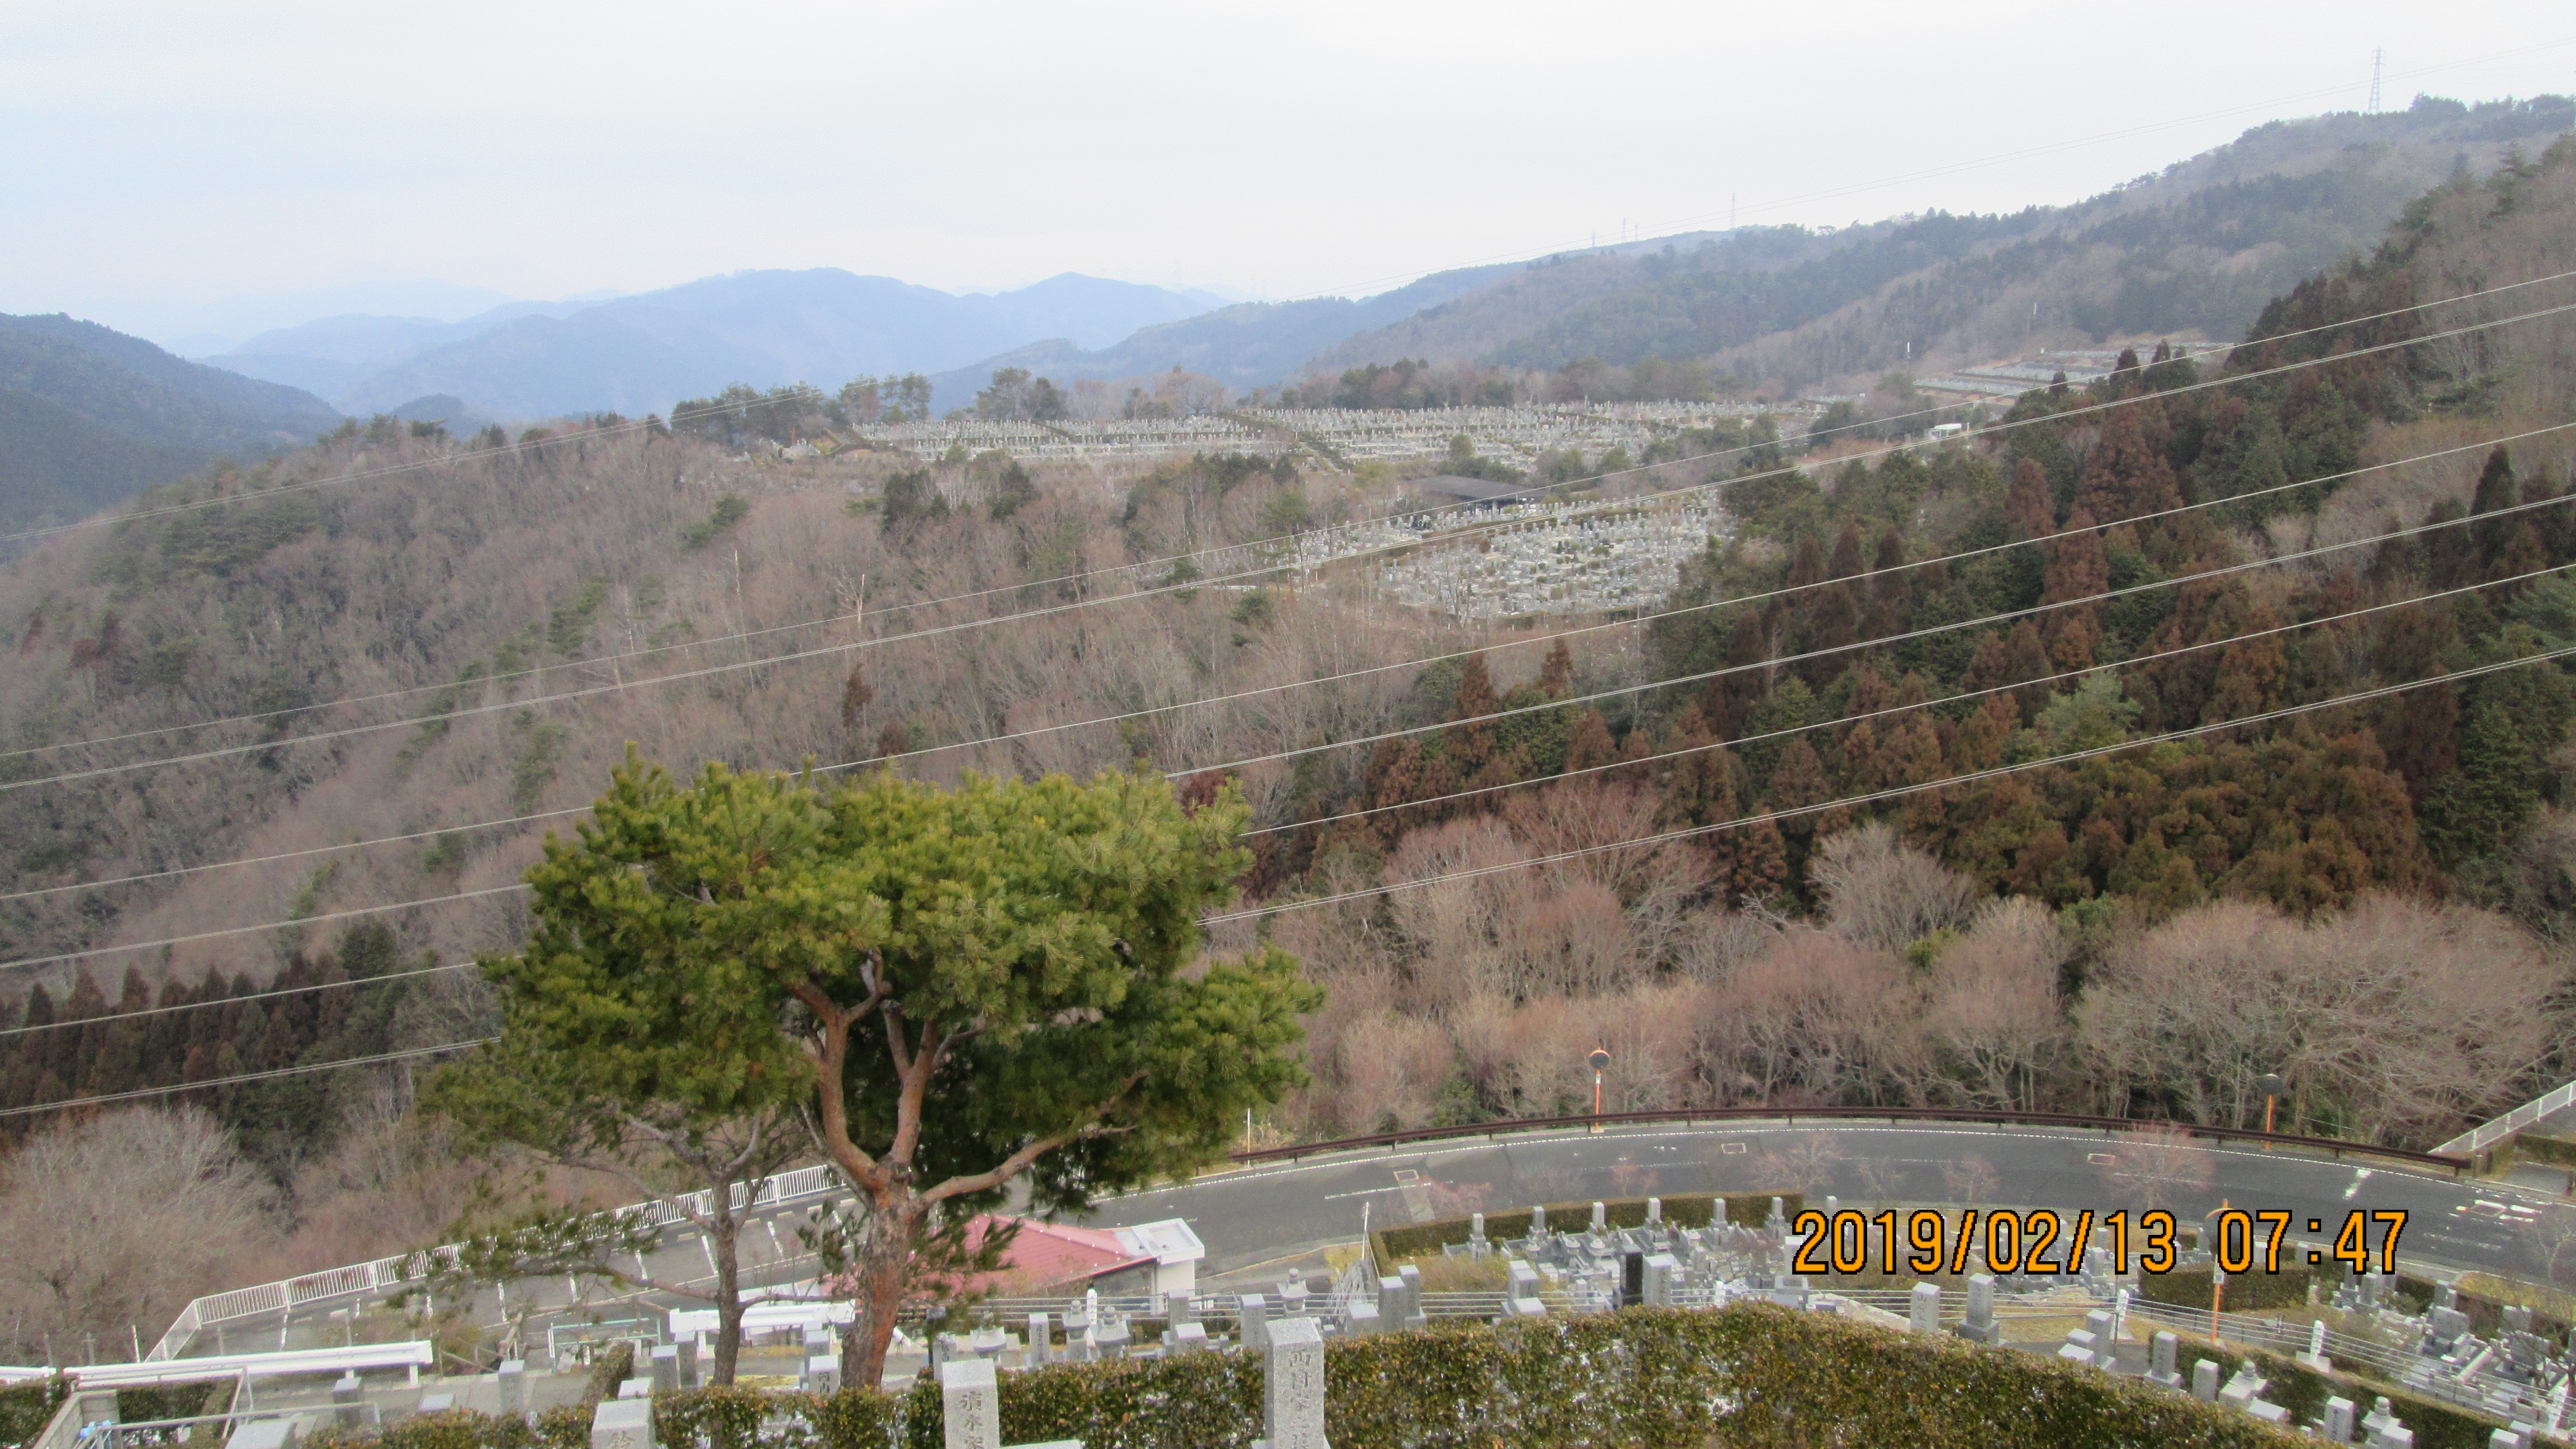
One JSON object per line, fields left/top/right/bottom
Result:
{"left": 948, "top": 1215, "right": 1205, "bottom": 1300}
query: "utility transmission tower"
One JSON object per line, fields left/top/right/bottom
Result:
{"left": 2368, "top": 48, "right": 2383, "bottom": 115}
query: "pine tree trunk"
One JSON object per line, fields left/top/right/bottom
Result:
{"left": 711, "top": 1209, "right": 744, "bottom": 1386}
{"left": 840, "top": 1199, "right": 921, "bottom": 1393}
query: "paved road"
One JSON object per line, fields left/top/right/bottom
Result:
{"left": 1084, "top": 1121, "right": 2559, "bottom": 1286}
{"left": 227, "top": 1120, "right": 2569, "bottom": 1356}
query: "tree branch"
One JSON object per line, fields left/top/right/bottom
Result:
{"left": 918, "top": 1072, "right": 1148, "bottom": 1206}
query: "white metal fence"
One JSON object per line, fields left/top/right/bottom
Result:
{"left": 2435, "top": 1080, "right": 2576, "bottom": 1158}
{"left": 143, "top": 1166, "right": 848, "bottom": 1362}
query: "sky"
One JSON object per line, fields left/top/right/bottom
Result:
{"left": 4, "top": 0, "right": 2572, "bottom": 346}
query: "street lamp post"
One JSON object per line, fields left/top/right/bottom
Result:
{"left": 1589, "top": 1048, "right": 1611, "bottom": 1134}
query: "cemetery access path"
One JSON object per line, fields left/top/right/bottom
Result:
{"left": 1080, "top": 1120, "right": 2558, "bottom": 1289}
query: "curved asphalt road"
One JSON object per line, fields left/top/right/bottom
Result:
{"left": 1080, "top": 1121, "right": 2560, "bottom": 1287}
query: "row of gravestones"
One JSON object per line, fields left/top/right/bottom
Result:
{"left": 579, "top": 1317, "right": 1337, "bottom": 1449}
{"left": 2014, "top": 1286, "right": 2536, "bottom": 1449}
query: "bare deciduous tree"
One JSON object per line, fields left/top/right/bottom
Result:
{"left": 0, "top": 1107, "right": 272, "bottom": 1363}
{"left": 1810, "top": 823, "right": 1981, "bottom": 954}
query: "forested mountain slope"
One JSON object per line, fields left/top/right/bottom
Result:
{"left": 3, "top": 139, "right": 2574, "bottom": 1185}
{"left": 1312, "top": 95, "right": 2574, "bottom": 395}
{"left": 0, "top": 315, "right": 343, "bottom": 531}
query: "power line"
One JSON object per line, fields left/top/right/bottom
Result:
{"left": 0, "top": 1039, "right": 495, "bottom": 1121}
{"left": 10, "top": 452, "right": 2566, "bottom": 977}
{"left": 1173, "top": 468, "right": 2576, "bottom": 780}
{"left": 15, "top": 638, "right": 2561, "bottom": 1079}
{"left": 16, "top": 264, "right": 2563, "bottom": 769}
{"left": 1248, "top": 559, "right": 2576, "bottom": 839}
{"left": 0, "top": 961, "right": 472, "bottom": 1038}
{"left": 4, "top": 417, "right": 2563, "bottom": 921}
{"left": 7, "top": 269, "right": 2567, "bottom": 773}
{"left": 0, "top": 888, "right": 522, "bottom": 976}
{"left": 8, "top": 292, "right": 2568, "bottom": 798}
{"left": 1204, "top": 643, "right": 2576, "bottom": 925}
{"left": 13, "top": 560, "right": 2563, "bottom": 1036}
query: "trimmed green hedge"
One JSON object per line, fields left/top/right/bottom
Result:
{"left": 1374, "top": 1192, "right": 1802, "bottom": 1263}
{"left": 2509, "top": 1133, "right": 2576, "bottom": 1169}
{"left": 642, "top": 1304, "right": 2303, "bottom": 1448}
{"left": 2163, "top": 1334, "right": 2499, "bottom": 1449}
{"left": 305, "top": 1405, "right": 590, "bottom": 1449}
{"left": 2136, "top": 1267, "right": 2313, "bottom": 1313}
{"left": 0, "top": 1380, "right": 67, "bottom": 1449}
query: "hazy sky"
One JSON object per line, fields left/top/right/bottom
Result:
{"left": 6, "top": 0, "right": 2572, "bottom": 342}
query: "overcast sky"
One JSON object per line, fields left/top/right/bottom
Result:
{"left": 6, "top": 1, "right": 2571, "bottom": 343}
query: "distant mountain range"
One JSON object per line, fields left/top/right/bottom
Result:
{"left": 11, "top": 93, "right": 2569, "bottom": 536}
{"left": 206, "top": 272, "right": 1233, "bottom": 420}
{"left": 0, "top": 315, "right": 342, "bottom": 533}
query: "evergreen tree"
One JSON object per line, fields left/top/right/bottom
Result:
{"left": 1732, "top": 813, "right": 1789, "bottom": 905}
{"left": 1447, "top": 653, "right": 1499, "bottom": 774}
{"left": 1564, "top": 708, "right": 1617, "bottom": 776}
{"left": 2418, "top": 649, "right": 2576, "bottom": 866}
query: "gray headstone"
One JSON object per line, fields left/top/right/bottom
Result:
{"left": 1713, "top": 1197, "right": 1727, "bottom": 1225}
{"left": 1909, "top": 1281, "right": 1940, "bottom": 1334}
{"left": 2147, "top": 1331, "right": 2181, "bottom": 1388}
{"left": 1645, "top": 1197, "right": 1661, "bottom": 1224}
{"left": 229, "top": 1426, "right": 296, "bottom": 1449}
{"left": 1236, "top": 1296, "right": 1267, "bottom": 1352}
{"left": 676, "top": 1338, "right": 699, "bottom": 1390}
{"left": 803, "top": 1356, "right": 839, "bottom": 1396}
{"left": 1026, "top": 1312, "right": 1053, "bottom": 1366}
{"left": 940, "top": 1358, "right": 999, "bottom": 1449}
{"left": 1343, "top": 1299, "right": 1383, "bottom": 1336}
{"left": 1591, "top": 1201, "right": 1607, "bottom": 1233}
{"left": 591, "top": 1399, "right": 654, "bottom": 1449}
{"left": 415, "top": 1397, "right": 454, "bottom": 1416}
{"left": 332, "top": 1374, "right": 364, "bottom": 1430}
{"left": 1171, "top": 1322, "right": 1209, "bottom": 1354}
{"left": 2323, "top": 1397, "right": 2356, "bottom": 1442}
{"left": 2191, "top": 1360, "right": 2220, "bottom": 1404}
{"left": 1642, "top": 1253, "right": 1679, "bottom": 1308}
{"left": 1530, "top": 1205, "right": 1546, "bottom": 1236}
{"left": 650, "top": 1344, "right": 679, "bottom": 1393}
{"left": 1398, "top": 1263, "right": 1424, "bottom": 1328}
{"left": 1263, "top": 1318, "right": 1327, "bottom": 1449}
{"left": 617, "top": 1379, "right": 652, "bottom": 1400}
{"left": 498, "top": 1360, "right": 527, "bottom": 1415}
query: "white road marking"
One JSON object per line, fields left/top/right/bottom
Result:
{"left": 2343, "top": 1168, "right": 2373, "bottom": 1200}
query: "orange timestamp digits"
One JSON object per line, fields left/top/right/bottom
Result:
{"left": 1787, "top": 1207, "right": 2406, "bottom": 1277}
